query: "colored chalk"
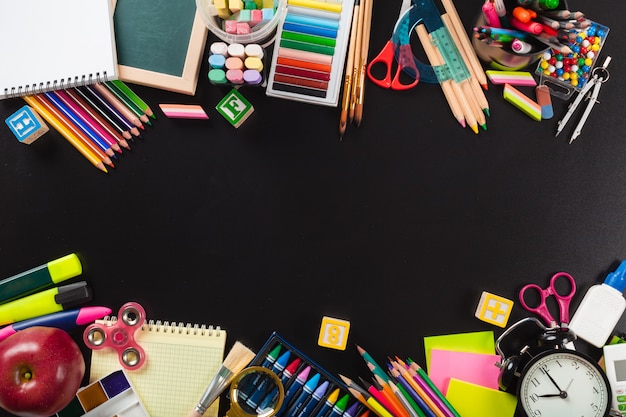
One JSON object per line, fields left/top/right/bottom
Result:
{"left": 6, "top": 105, "right": 49, "bottom": 144}
{"left": 535, "top": 85, "right": 553, "bottom": 119}
{"left": 503, "top": 83, "right": 542, "bottom": 121}
{"left": 226, "top": 69, "right": 245, "bottom": 84}
{"left": 486, "top": 70, "right": 537, "bottom": 86}
{"left": 244, "top": 56, "right": 264, "bottom": 72}
{"left": 159, "top": 104, "right": 209, "bottom": 120}
{"left": 208, "top": 42, "right": 266, "bottom": 86}
{"left": 244, "top": 43, "right": 264, "bottom": 59}
{"left": 209, "top": 54, "right": 227, "bottom": 69}
{"left": 243, "top": 69, "right": 263, "bottom": 85}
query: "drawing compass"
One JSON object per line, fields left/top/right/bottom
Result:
{"left": 555, "top": 56, "right": 611, "bottom": 143}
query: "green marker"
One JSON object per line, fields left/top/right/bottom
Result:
{"left": 0, "top": 253, "right": 82, "bottom": 304}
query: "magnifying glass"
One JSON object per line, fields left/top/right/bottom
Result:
{"left": 226, "top": 366, "right": 285, "bottom": 417}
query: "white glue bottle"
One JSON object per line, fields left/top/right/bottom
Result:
{"left": 569, "top": 261, "right": 626, "bottom": 348}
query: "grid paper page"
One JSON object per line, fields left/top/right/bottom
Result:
{"left": 89, "top": 321, "right": 226, "bottom": 417}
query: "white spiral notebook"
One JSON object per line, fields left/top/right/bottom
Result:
{"left": 0, "top": 0, "right": 118, "bottom": 100}
{"left": 89, "top": 318, "right": 226, "bottom": 417}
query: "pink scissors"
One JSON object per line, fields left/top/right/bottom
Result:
{"left": 519, "top": 272, "right": 576, "bottom": 328}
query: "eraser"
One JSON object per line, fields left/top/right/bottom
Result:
{"left": 216, "top": 88, "right": 254, "bottom": 128}
{"left": 486, "top": 70, "right": 536, "bottom": 86}
{"left": 475, "top": 291, "right": 514, "bottom": 328}
{"left": 159, "top": 104, "right": 209, "bottom": 120}
{"left": 535, "top": 85, "right": 553, "bottom": 119}
{"left": 318, "top": 316, "right": 350, "bottom": 350}
{"left": 6, "top": 105, "right": 49, "bottom": 144}
{"left": 503, "top": 83, "right": 542, "bottom": 121}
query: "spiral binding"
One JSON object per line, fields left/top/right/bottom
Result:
{"left": 99, "top": 315, "right": 221, "bottom": 336}
{"left": 2, "top": 71, "right": 110, "bottom": 99}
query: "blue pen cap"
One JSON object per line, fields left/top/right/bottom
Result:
{"left": 604, "top": 261, "right": 626, "bottom": 293}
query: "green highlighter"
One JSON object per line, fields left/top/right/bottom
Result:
{"left": 0, "top": 253, "right": 82, "bottom": 304}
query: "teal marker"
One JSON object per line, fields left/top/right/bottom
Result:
{"left": 0, "top": 253, "right": 82, "bottom": 304}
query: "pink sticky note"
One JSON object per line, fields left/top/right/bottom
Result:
{"left": 428, "top": 349, "right": 501, "bottom": 395}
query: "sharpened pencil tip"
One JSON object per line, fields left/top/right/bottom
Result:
{"left": 483, "top": 108, "right": 490, "bottom": 117}
{"left": 481, "top": 123, "right": 487, "bottom": 131}
{"left": 481, "top": 83, "right": 488, "bottom": 91}
{"left": 471, "top": 124, "right": 479, "bottom": 134}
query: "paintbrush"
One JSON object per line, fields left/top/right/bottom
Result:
{"left": 188, "top": 341, "right": 256, "bottom": 417}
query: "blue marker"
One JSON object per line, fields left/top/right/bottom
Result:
{"left": 296, "top": 380, "right": 329, "bottom": 417}
{"left": 246, "top": 350, "right": 292, "bottom": 407}
{"left": 284, "top": 373, "right": 321, "bottom": 417}
{"left": 275, "top": 366, "right": 311, "bottom": 417}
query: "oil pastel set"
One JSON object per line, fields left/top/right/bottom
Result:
{"left": 266, "top": 0, "right": 355, "bottom": 106}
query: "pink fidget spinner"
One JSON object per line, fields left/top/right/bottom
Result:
{"left": 83, "top": 301, "right": 146, "bottom": 370}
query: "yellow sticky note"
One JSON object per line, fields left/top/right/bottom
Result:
{"left": 318, "top": 316, "right": 350, "bottom": 350}
{"left": 423, "top": 331, "right": 495, "bottom": 372}
{"left": 475, "top": 291, "right": 514, "bottom": 328}
{"left": 446, "top": 379, "right": 517, "bottom": 417}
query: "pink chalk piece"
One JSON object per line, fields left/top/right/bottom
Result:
{"left": 226, "top": 69, "right": 245, "bottom": 84}
{"left": 224, "top": 19, "right": 238, "bottom": 34}
{"left": 250, "top": 9, "right": 263, "bottom": 26}
{"left": 159, "top": 104, "right": 209, "bottom": 120}
{"left": 237, "top": 22, "right": 252, "bottom": 34}
{"left": 428, "top": 349, "right": 502, "bottom": 395}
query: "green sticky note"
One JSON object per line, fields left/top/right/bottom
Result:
{"left": 423, "top": 331, "right": 495, "bottom": 372}
{"left": 216, "top": 88, "right": 254, "bottom": 128}
{"left": 446, "top": 379, "right": 517, "bottom": 417}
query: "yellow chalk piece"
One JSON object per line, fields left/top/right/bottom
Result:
{"left": 503, "top": 83, "right": 541, "bottom": 121}
{"left": 474, "top": 291, "right": 514, "bottom": 328}
{"left": 262, "top": 0, "right": 274, "bottom": 7}
{"left": 229, "top": 0, "right": 243, "bottom": 12}
{"left": 318, "top": 316, "right": 350, "bottom": 350}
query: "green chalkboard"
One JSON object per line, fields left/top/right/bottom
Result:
{"left": 111, "top": 0, "right": 208, "bottom": 95}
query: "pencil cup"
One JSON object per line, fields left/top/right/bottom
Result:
{"left": 196, "top": 0, "right": 287, "bottom": 46}
{"left": 472, "top": 14, "right": 549, "bottom": 71}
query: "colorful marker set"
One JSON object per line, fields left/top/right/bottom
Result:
{"left": 55, "top": 370, "right": 150, "bottom": 417}
{"left": 249, "top": 333, "right": 366, "bottom": 417}
{"left": 23, "top": 80, "right": 156, "bottom": 173}
{"left": 345, "top": 346, "right": 462, "bottom": 417}
{"left": 0, "top": 254, "right": 110, "bottom": 337}
{"left": 266, "top": 0, "right": 354, "bottom": 106}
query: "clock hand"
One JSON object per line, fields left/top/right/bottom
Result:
{"left": 543, "top": 370, "right": 568, "bottom": 398}
{"left": 538, "top": 394, "right": 562, "bottom": 398}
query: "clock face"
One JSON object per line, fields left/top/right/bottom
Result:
{"left": 518, "top": 349, "right": 610, "bottom": 417}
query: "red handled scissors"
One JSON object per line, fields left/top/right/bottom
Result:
{"left": 519, "top": 272, "right": 576, "bottom": 328}
{"left": 366, "top": 0, "right": 419, "bottom": 90}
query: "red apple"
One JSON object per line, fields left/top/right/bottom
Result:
{"left": 0, "top": 326, "right": 85, "bottom": 417}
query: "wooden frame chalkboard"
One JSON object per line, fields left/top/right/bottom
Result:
{"left": 111, "top": 0, "right": 208, "bottom": 95}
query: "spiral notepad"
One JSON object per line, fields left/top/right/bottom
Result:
{"left": 89, "top": 318, "right": 226, "bottom": 417}
{"left": 0, "top": 0, "right": 118, "bottom": 100}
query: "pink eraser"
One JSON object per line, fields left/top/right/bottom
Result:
{"left": 486, "top": 70, "right": 537, "bottom": 87}
{"left": 159, "top": 104, "right": 209, "bottom": 120}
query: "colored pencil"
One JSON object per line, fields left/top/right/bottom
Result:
{"left": 109, "top": 80, "right": 155, "bottom": 119}
{"left": 44, "top": 91, "right": 115, "bottom": 158}
{"left": 102, "top": 82, "right": 151, "bottom": 125}
{"left": 415, "top": 24, "right": 466, "bottom": 129}
{"left": 23, "top": 95, "right": 107, "bottom": 173}
{"left": 81, "top": 85, "right": 142, "bottom": 137}
{"left": 54, "top": 89, "right": 123, "bottom": 154}
{"left": 93, "top": 83, "right": 143, "bottom": 129}
{"left": 72, "top": 87, "right": 134, "bottom": 141}
{"left": 34, "top": 94, "right": 114, "bottom": 168}
{"left": 406, "top": 359, "right": 461, "bottom": 417}
{"left": 64, "top": 89, "right": 131, "bottom": 150}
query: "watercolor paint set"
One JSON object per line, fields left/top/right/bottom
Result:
{"left": 246, "top": 332, "right": 366, "bottom": 417}
{"left": 56, "top": 370, "right": 150, "bottom": 417}
{"left": 265, "top": 0, "right": 355, "bottom": 106}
